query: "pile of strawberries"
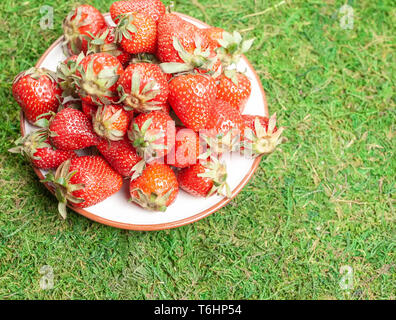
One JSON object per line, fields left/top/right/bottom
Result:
{"left": 10, "top": 0, "right": 284, "bottom": 219}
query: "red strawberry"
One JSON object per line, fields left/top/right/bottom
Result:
{"left": 56, "top": 54, "right": 84, "bottom": 98}
{"left": 216, "top": 70, "right": 251, "bottom": 113}
{"left": 75, "top": 53, "right": 124, "bottom": 105}
{"left": 166, "top": 127, "right": 202, "bottom": 168}
{"left": 93, "top": 105, "right": 129, "bottom": 141}
{"left": 47, "top": 108, "right": 100, "bottom": 151}
{"left": 114, "top": 12, "right": 157, "bottom": 54}
{"left": 97, "top": 137, "right": 144, "bottom": 178}
{"left": 87, "top": 27, "right": 131, "bottom": 66}
{"left": 12, "top": 68, "right": 61, "bottom": 124}
{"left": 117, "top": 63, "right": 169, "bottom": 113}
{"left": 202, "top": 27, "right": 224, "bottom": 49}
{"left": 168, "top": 74, "right": 216, "bottom": 132}
{"left": 9, "top": 130, "right": 76, "bottom": 170}
{"left": 157, "top": 13, "right": 207, "bottom": 63}
{"left": 110, "top": 0, "right": 165, "bottom": 24}
{"left": 42, "top": 156, "right": 123, "bottom": 218}
{"left": 81, "top": 101, "right": 98, "bottom": 120}
{"left": 204, "top": 100, "right": 245, "bottom": 154}
{"left": 157, "top": 13, "right": 197, "bottom": 62}
{"left": 128, "top": 110, "right": 175, "bottom": 161}
{"left": 129, "top": 163, "right": 178, "bottom": 211}
{"left": 177, "top": 157, "right": 230, "bottom": 198}
{"left": 62, "top": 5, "right": 106, "bottom": 55}
{"left": 242, "top": 114, "right": 284, "bottom": 157}
{"left": 206, "top": 100, "right": 245, "bottom": 134}
{"left": 157, "top": 13, "right": 219, "bottom": 74}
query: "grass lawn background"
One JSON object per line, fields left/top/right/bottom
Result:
{"left": 0, "top": 0, "right": 394, "bottom": 299}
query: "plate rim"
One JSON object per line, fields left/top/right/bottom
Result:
{"left": 19, "top": 12, "right": 268, "bottom": 231}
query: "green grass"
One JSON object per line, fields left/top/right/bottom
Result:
{"left": 0, "top": 0, "right": 395, "bottom": 300}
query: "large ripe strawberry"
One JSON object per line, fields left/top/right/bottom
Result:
{"left": 129, "top": 163, "right": 178, "bottom": 211}
{"left": 177, "top": 157, "right": 231, "bottom": 198}
{"left": 117, "top": 63, "right": 169, "bottom": 113}
{"left": 242, "top": 113, "right": 284, "bottom": 157}
{"left": 97, "top": 137, "right": 144, "bottom": 178}
{"left": 45, "top": 107, "right": 100, "bottom": 151}
{"left": 156, "top": 13, "right": 205, "bottom": 63}
{"left": 168, "top": 74, "right": 216, "bottom": 132}
{"left": 93, "top": 105, "right": 129, "bottom": 141}
{"left": 74, "top": 53, "right": 124, "bottom": 105}
{"left": 56, "top": 54, "right": 84, "bottom": 98}
{"left": 9, "top": 130, "right": 76, "bottom": 170}
{"left": 166, "top": 127, "right": 202, "bottom": 168}
{"left": 42, "top": 156, "right": 123, "bottom": 218}
{"left": 157, "top": 13, "right": 219, "bottom": 74}
{"left": 128, "top": 110, "right": 175, "bottom": 162}
{"left": 87, "top": 27, "right": 131, "bottom": 66}
{"left": 12, "top": 68, "right": 61, "bottom": 124}
{"left": 110, "top": 0, "right": 165, "bottom": 24}
{"left": 203, "top": 100, "right": 245, "bottom": 154}
{"left": 62, "top": 5, "right": 106, "bottom": 55}
{"left": 216, "top": 70, "right": 251, "bottom": 113}
{"left": 114, "top": 12, "right": 157, "bottom": 54}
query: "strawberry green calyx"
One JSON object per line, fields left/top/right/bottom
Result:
{"left": 223, "top": 68, "right": 240, "bottom": 86}
{"left": 57, "top": 53, "right": 84, "bottom": 98}
{"left": 74, "top": 58, "right": 120, "bottom": 105}
{"left": 216, "top": 31, "right": 254, "bottom": 67}
{"left": 118, "top": 71, "right": 162, "bottom": 112}
{"left": 243, "top": 113, "right": 284, "bottom": 157}
{"left": 58, "top": 100, "right": 82, "bottom": 112}
{"left": 33, "top": 111, "right": 57, "bottom": 130}
{"left": 130, "top": 159, "right": 146, "bottom": 181}
{"left": 62, "top": 7, "right": 91, "bottom": 55}
{"left": 8, "top": 130, "right": 49, "bottom": 160}
{"left": 129, "top": 118, "right": 167, "bottom": 162}
{"left": 86, "top": 30, "right": 122, "bottom": 57}
{"left": 198, "top": 157, "right": 231, "bottom": 198}
{"left": 129, "top": 188, "right": 174, "bottom": 212}
{"left": 41, "top": 159, "right": 85, "bottom": 219}
{"left": 160, "top": 36, "right": 219, "bottom": 74}
{"left": 114, "top": 14, "right": 138, "bottom": 43}
{"left": 130, "top": 53, "right": 160, "bottom": 64}
{"left": 93, "top": 106, "right": 125, "bottom": 141}
{"left": 202, "top": 129, "right": 241, "bottom": 155}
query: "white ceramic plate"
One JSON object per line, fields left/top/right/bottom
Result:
{"left": 20, "top": 13, "right": 268, "bottom": 230}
